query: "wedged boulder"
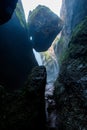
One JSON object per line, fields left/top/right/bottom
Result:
{"left": 0, "top": 0, "right": 38, "bottom": 91}
{"left": 0, "top": 0, "right": 18, "bottom": 24}
{"left": 54, "top": 17, "right": 87, "bottom": 130}
{"left": 0, "top": 66, "right": 47, "bottom": 130}
{"left": 28, "top": 5, "right": 63, "bottom": 52}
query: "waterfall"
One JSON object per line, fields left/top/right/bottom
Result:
{"left": 33, "top": 49, "right": 42, "bottom": 65}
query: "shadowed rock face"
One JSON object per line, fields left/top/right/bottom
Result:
{"left": 54, "top": 17, "right": 87, "bottom": 130}
{"left": 0, "top": 0, "right": 18, "bottom": 24}
{"left": 53, "top": 1, "right": 87, "bottom": 129}
{"left": 28, "top": 5, "right": 63, "bottom": 52}
{"left": 0, "top": 0, "right": 38, "bottom": 91}
{"left": 0, "top": 66, "right": 47, "bottom": 130}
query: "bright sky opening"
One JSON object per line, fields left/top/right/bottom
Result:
{"left": 21, "top": 0, "right": 62, "bottom": 21}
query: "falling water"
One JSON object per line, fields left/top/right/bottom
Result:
{"left": 33, "top": 49, "right": 42, "bottom": 65}
{"left": 33, "top": 48, "right": 58, "bottom": 129}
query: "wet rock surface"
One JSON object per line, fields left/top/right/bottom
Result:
{"left": 45, "top": 83, "right": 57, "bottom": 130}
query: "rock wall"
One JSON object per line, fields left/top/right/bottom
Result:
{"left": 0, "top": 0, "right": 38, "bottom": 91}
{"left": 54, "top": 0, "right": 87, "bottom": 129}
{"left": 0, "top": 66, "right": 47, "bottom": 130}
{"left": 0, "top": 0, "right": 18, "bottom": 24}
{"left": 55, "top": 0, "right": 87, "bottom": 65}
{"left": 54, "top": 12, "right": 87, "bottom": 130}
{"left": 60, "top": 0, "right": 87, "bottom": 43}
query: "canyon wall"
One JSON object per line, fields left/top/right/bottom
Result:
{"left": 54, "top": 0, "right": 87, "bottom": 129}
{"left": 55, "top": 0, "right": 87, "bottom": 65}
{"left": 0, "top": 0, "right": 38, "bottom": 91}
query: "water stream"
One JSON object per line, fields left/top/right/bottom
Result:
{"left": 45, "top": 83, "right": 57, "bottom": 129}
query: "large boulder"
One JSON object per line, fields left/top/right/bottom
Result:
{"left": 28, "top": 5, "right": 63, "bottom": 52}
{"left": 0, "top": 0, "right": 18, "bottom": 24}
{"left": 0, "top": 0, "right": 38, "bottom": 91}
{"left": 0, "top": 66, "right": 47, "bottom": 130}
{"left": 54, "top": 17, "right": 87, "bottom": 130}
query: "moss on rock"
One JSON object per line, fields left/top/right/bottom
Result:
{"left": 54, "top": 17, "right": 87, "bottom": 130}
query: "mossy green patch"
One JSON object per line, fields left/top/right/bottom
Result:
{"left": 58, "top": 48, "right": 69, "bottom": 65}
{"left": 15, "top": 2, "right": 26, "bottom": 28}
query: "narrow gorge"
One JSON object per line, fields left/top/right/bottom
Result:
{"left": 0, "top": 0, "right": 87, "bottom": 130}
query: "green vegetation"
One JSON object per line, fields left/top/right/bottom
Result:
{"left": 58, "top": 36, "right": 65, "bottom": 45}
{"left": 40, "top": 51, "right": 52, "bottom": 63}
{"left": 15, "top": 2, "right": 26, "bottom": 28}
{"left": 70, "top": 16, "right": 87, "bottom": 47}
{"left": 54, "top": 35, "right": 67, "bottom": 66}
{"left": 58, "top": 17, "right": 87, "bottom": 65}
{"left": 58, "top": 48, "right": 69, "bottom": 65}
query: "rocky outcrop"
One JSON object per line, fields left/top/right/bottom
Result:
{"left": 54, "top": 17, "right": 87, "bottom": 130}
{"left": 28, "top": 5, "right": 63, "bottom": 52}
{"left": 0, "top": 0, "right": 18, "bottom": 24}
{"left": 55, "top": 0, "right": 87, "bottom": 65}
{"left": 0, "top": 0, "right": 38, "bottom": 91}
{"left": 0, "top": 66, "right": 47, "bottom": 130}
